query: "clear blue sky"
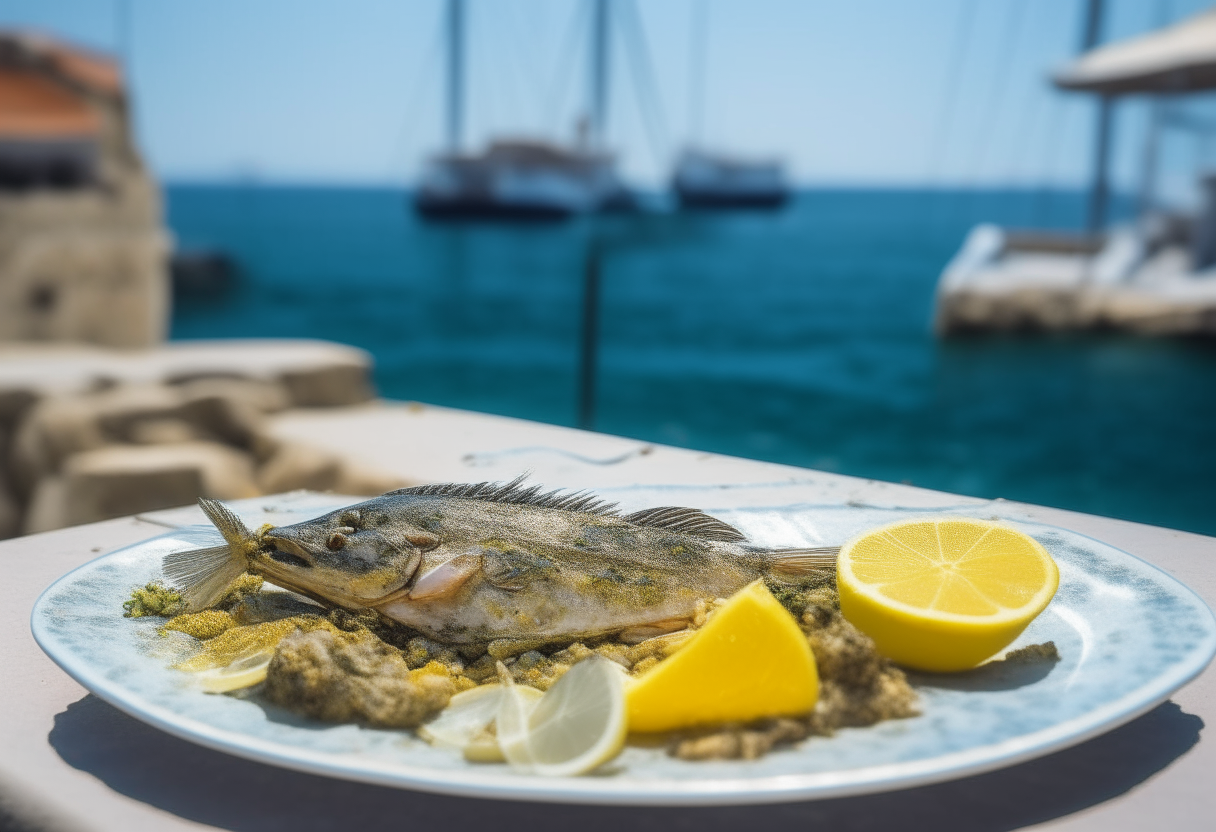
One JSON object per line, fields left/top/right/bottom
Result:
{"left": 4, "top": 0, "right": 1215, "bottom": 196}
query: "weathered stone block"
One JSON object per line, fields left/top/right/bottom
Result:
{"left": 0, "top": 227, "right": 170, "bottom": 348}
{"left": 257, "top": 440, "right": 404, "bottom": 496}
{"left": 26, "top": 441, "right": 260, "bottom": 532}
{"left": 280, "top": 364, "right": 375, "bottom": 408}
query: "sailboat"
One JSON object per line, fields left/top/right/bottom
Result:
{"left": 413, "top": 0, "right": 631, "bottom": 220}
{"left": 670, "top": 2, "right": 790, "bottom": 210}
{"left": 673, "top": 149, "right": 789, "bottom": 209}
{"left": 936, "top": 2, "right": 1216, "bottom": 336}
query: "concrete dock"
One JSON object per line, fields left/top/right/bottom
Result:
{"left": 936, "top": 225, "right": 1216, "bottom": 336}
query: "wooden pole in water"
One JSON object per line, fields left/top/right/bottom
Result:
{"left": 578, "top": 239, "right": 602, "bottom": 430}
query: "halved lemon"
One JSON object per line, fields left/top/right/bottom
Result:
{"left": 497, "top": 656, "right": 628, "bottom": 776}
{"left": 626, "top": 580, "right": 819, "bottom": 732}
{"left": 837, "top": 518, "right": 1059, "bottom": 672}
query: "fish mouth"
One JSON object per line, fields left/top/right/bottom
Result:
{"left": 264, "top": 548, "right": 313, "bottom": 570}
{"left": 260, "top": 532, "right": 316, "bottom": 569}
{"left": 254, "top": 534, "right": 413, "bottom": 609}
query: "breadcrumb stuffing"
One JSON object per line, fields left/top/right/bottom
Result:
{"left": 216, "top": 573, "right": 265, "bottom": 609}
{"left": 174, "top": 617, "right": 331, "bottom": 672}
{"left": 123, "top": 582, "right": 185, "bottom": 618}
{"left": 264, "top": 628, "right": 455, "bottom": 728}
{"left": 162, "top": 609, "right": 235, "bottom": 640}
{"left": 131, "top": 570, "right": 928, "bottom": 761}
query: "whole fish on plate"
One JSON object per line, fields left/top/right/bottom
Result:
{"left": 164, "top": 476, "right": 837, "bottom": 644}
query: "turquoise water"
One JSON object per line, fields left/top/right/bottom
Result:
{"left": 167, "top": 186, "right": 1216, "bottom": 536}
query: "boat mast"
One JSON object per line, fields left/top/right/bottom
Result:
{"left": 446, "top": 0, "right": 465, "bottom": 152}
{"left": 689, "top": 1, "right": 709, "bottom": 149}
{"left": 589, "top": 0, "right": 610, "bottom": 149}
{"left": 1081, "top": 0, "right": 1110, "bottom": 233}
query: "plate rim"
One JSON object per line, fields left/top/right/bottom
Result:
{"left": 30, "top": 520, "right": 1216, "bottom": 806}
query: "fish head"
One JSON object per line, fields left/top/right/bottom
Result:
{"left": 256, "top": 504, "right": 430, "bottom": 606}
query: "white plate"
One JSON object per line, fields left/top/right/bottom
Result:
{"left": 31, "top": 498, "right": 1216, "bottom": 806}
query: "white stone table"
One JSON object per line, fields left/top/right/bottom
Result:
{"left": 2, "top": 402, "right": 1213, "bottom": 830}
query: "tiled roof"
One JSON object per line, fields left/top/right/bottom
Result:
{"left": 0, "top": 66, "right": 99, "bottom": 138}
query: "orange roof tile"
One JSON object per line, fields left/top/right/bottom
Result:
{"left": 43, "top": 41, "right": 122, "bottom": 96}
{"left": 0, "top": 67, "right": 99, "bottom": 138}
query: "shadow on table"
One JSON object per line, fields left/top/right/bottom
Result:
{"left": 50, "top": 695, "right": 1201, "bottom": 832}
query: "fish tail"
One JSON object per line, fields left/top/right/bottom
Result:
{"left": 162, "top": 499, "right": 256, "bottom": 611}
{"left": 198, "top": 498, "right": 255, "bottom": 551}
{"left": 765, "top": 546, "right": 839, "bottom": 580}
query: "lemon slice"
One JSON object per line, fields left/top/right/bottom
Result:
{"left": 837, "top": 518, "right": 1060, "bottom": 672}
{"left": 193, "top": 648, "right": 274, "bottom": 693}
{"left": 495, "top": 676, "right": 545, "bottom": 766}
{"left": 419, "top": 683, "right": 541, "bottom": 749}
{"left": 498, "top": 656, "right": 628, "bottom": 776}
{"left": 626, "top": 580, "right": 818, "bottom": 732}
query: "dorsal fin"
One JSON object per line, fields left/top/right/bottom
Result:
{"left": 390, "top": 476, "right": 747, "bottom": 542}
{"left": 388, "top": 474, "right": 620, "bottom": 516}
{"left": 622, "top": 506, "right": 747, "bottom": 542}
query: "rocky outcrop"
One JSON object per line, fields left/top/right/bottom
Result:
{"left": 0, "top": 341, "right": 404, "bottom": 538}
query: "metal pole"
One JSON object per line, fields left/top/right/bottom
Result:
{"left": 446, "top": 0, "right": 464, "bottom": 152}
{"left": 1089, "top": 97, "right": 1112, "bottom": 233}
{"left": 577, "top": 239, "right": 602, "bottom": 430}
{"left": 1137, "top": 1, "right": 1172, "bottom": 218}
{"left": 116, "top": 0, "right": 131, "bottom": 69}
{"left": 1138, "top": 98, "right": 1163, "bottom": 217}
{"left": 590, "top": 0, "right": 610, "bottom": 148}
{"left": 1080, "top": 0, "right": 1110, "bottom": 234}
{"left": 1079, "top": 0, "right": 1103, "bottom": 52}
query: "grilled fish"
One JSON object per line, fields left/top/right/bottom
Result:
{"left": 164, "top": 476, "right": 837, "bottom": 644}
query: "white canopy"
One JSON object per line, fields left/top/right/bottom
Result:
{"left": 1054, "top": 7, "right": 1216, "bottom": 95}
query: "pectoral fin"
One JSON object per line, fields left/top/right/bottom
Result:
{"left": 618, "top": 617, "right": 691, "bottom": 645}
{"left": 407, "top": 554, "right": 482, "bottom": 601}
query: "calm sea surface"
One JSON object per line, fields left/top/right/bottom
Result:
{"left": 167, "top": 185, "right": 1216, "bottom": 536}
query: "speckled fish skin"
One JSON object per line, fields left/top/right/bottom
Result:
{"left": 204, "top": 479, "right": 831, "bottom": 644}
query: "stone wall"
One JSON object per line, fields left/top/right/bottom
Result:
{"left": 0, "top": 341, "right": 409, "bottom": 538}
{"left": 0, "top": 33, "right": 170, "bottom": 348}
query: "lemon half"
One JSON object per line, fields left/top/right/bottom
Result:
{"left": 837, "top": 518, "right": 1059, "bottom": 672}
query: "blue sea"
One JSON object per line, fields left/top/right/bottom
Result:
{"left": 167, "top": 186, "right": 1216, "bottom": 537}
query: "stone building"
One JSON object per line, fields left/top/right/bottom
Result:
{"left": 0, "top": 32, "right": 168, "bottom": 348}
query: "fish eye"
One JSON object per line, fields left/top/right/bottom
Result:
{"left": 340, "top": 510, "right": 361, "bottom": 527}
{"left": 327, "top": 533, "right": 348, "bottom": 551}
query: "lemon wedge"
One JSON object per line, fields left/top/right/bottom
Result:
{"left": 419, "top": 683, "right": 541, "bottom": 749}
{"left": 193, "top": 648, "right": 275, "bottom": 693}
{"left": 626, "top": 580, "right": 818, "bottom": 733}
{"left": 497, "top": 656, "right": 628, "bottom": 776}
{"left": 836, "top": 518, "right": 1059, "bottom": 672}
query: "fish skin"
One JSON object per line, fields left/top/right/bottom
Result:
{"left": 187, "top": 481, "right": 832, "bottom": 644}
